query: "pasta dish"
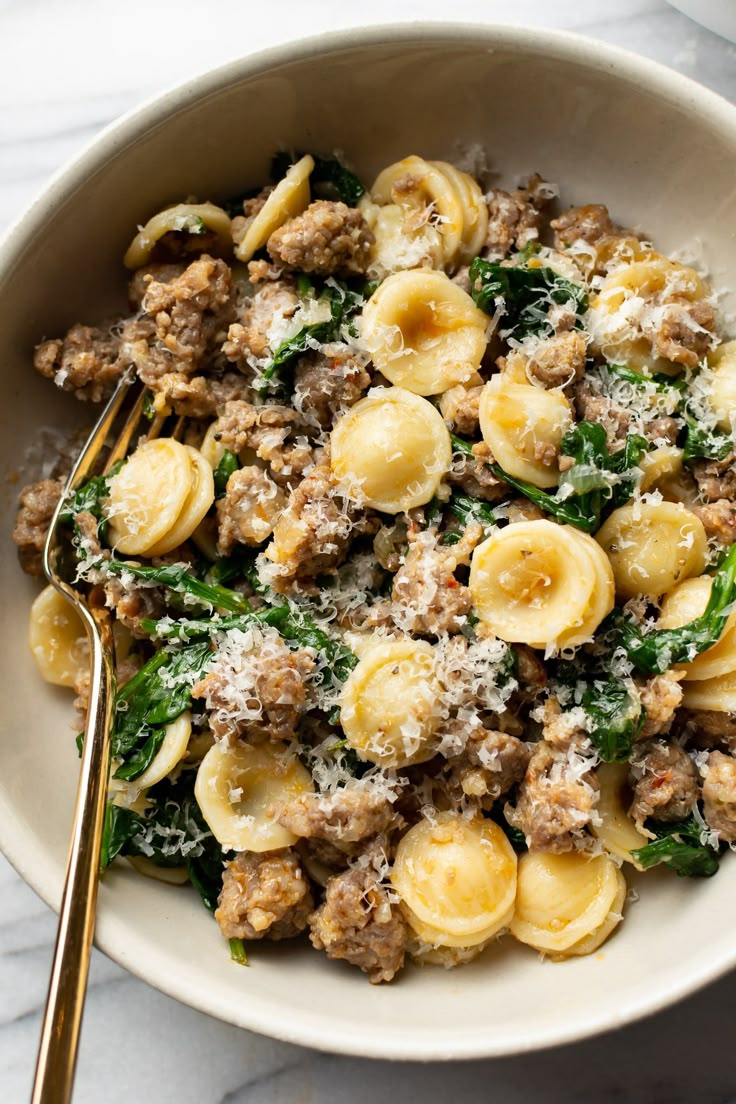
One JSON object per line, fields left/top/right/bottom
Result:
{"left": 12, "top": 151, "right": 736, "bottom": 982}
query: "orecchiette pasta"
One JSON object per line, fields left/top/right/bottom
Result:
{"left": 510, "top": 851, "right": 626, "bottom": 955}
{"left": 638, "top": 445, "right": 684, "bottom": 493}
{"left": 681, "top": 670, "right": 736, "bottom": 712}
{"left": 479, "top": 377, "right": 573, "bottom": 488}
{"left": 360, "top": 270, "right": 488, "bottom": 395}
{"left": 588, "top": 253, "right": 709, "bottom": 371}
{"left": 469, "top": 520, "right": 614, "bottom": 649}
{"left": 429, "top": 160, "right": 489, "bottom": 262}
{"left": 658, "top": 575, "right": 736, "bottom": 680}
{"left": 123, "top": 202, "right": 233, "bottom": 270}
{"left": 194, "top": 740, "right": 314, "bottom": 852}
{"left": 29, "top": 584, "right": 88, "bottom": 688}
{"left": 340, "top": 638, "right": 442, "bottom": 767}
{"left": 145, "top": 446, "right": 216, "bottom": 556}
{"left": 126, "top": 856, "right": 191, "bottom": 885}
{"left": 330, "top": 386, "right": 451, "bottom": 512}
{"left": 370, "top": 155, "right": 465, "bottom": 269}
{"left": 131, "top": 711, "right": 192, "bottom": 792}
{"left": 595, "top": 501, "right": 707, "bottom": 600}
{"left": 391, "top": 813, "right": 517, "bottom": 947}
{"left": 106, "top": 439, "right": 215, "bottom": 556}
{"left": 233, "top": 153, "right": 314, "bottom": 263}
{"left": 591, "top": 762, "right": 649, "bottom": 869}
{"left": 707, "top": 340, "right": 736, "bottom": 432}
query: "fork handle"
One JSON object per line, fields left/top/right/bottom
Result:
{"left": 31, "top": 606, "right": 116, "bottom": 1104}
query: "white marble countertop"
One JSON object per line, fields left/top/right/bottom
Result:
{"left": 3, "top": 0, "right": 736, "bottom": 1100}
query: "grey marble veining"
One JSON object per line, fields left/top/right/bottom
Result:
{"left": 3, "top": 1, "right": 736, "bottom": 1101}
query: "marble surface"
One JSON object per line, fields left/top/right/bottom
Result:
{"left": 3, "top": 0, "right": 736, "bottom": 1100}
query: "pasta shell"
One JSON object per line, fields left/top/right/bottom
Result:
{"left": 391, "top": 813, "right": 517, "bottom": 947}
{"left": 707, "top": 339, "right": 736, "bottom": 432}
{"left": 596, "top": 501, "right": 707, "bottom": 600}
{"left": 658, "top": 575, "right": 736, "bottom": 681}
{"left": 143, "top": 446, "right": 215, "bottom": 556}
{"left": 469, "top": 520, "right": 614, "bottom": 649}
{"left": 361, "top": 270, "right": 488, "bottom": 395}
{"left": 510, "top": 850, "right": 625, "bottom": 954}
{"left": 591, "top": 762, "right": 649, "bottom": 869}
{"left": 330, "top": 387, "right": 451, "bottom": 513}
{"left": 194, "top": 740, "right": 313, "bottom": 852}
{"left": 233, "top": 154, "right": 314, "bottom": 262}
{"left": 479, "top": 377, "right": 573, "bottom": 488}
{"left": 340, "top": 638, "right": 442, "bottom": 768}
{"left": 29, "top": 584, "right": 88, "bottom": 688}
{"left": 106, "top": 438, "right": 194, "bottom": 555}
{"left": 123, "top": 202, "right": 233, "bottom": 269}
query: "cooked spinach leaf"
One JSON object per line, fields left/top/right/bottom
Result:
{"left": 213, "top": 449, "right": 239, "bottom": 498}
{"left": 469, "top": 256, "right": 588, "bottom": 339}
{"left": 630, "top": 816, "right": 721, "bottom": 877}
{"left": 580, "top": 678, "right": 645, "bottom": 762}
{"left": 609, "top": 542, "right": 736, "bottom": 674}
{"left": 111, "top": 641, "right": 212, "bottom": 780}
{"left": 103, "top": 559, "right": 251, "bottom": 616}
{"left": 682, "top": 414, "right": 733, "bottom": 462}
{"left": 258, "top": 278, "right": 367, "bottom": 394}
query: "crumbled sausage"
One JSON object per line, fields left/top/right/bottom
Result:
{"left": 140, "top": 254, "right": 234, "bottom": 369}
{"left": 515, "top": 645, "right": 547, "bottom": 693}
{"left": 637, "top": 671, "right": 684, "bottom": 739}
{"left": 101, "top": 575, "right": 166, "bottom": 639}
{"left": 692, "top": 499, "right": 736, "bottom": 545}
{"left": 13, "top": 478, "right": 64, "bottom": 576}
{"left": 551, "top": 204, "right": 617, "bottom": 249}
{"left": 216, "top": 466, "right": 286, "bottom": 552}
{"left": 128, "top": 262, "right": 186, "bottom": 310}
{"left": 120, "top": 255, "right": 235, "bottom": 392}
{"left": 505, "top": 734, "right": 599, "bottom": 852}
{"left": 682, "top": 709, "right": 736, "bottom": 754}
{"left": 691, "top": 454, "right": 736, "bottom": 503}
{"left": 643, "top": 416, "right": 680, "bottom": 447}
{"left": 192, "top": 633, "right": 315, "bottom": 743}
{"left": 526, "top": 331, "right": 588, "bottom": 389}
{"left": 215, "top": 849, "right": 314, "bottom": 941}
{"left": 266, "top": 463, "right": 377, "bottom": 591}
{"left": 223, "top": 279, "right": 298, "bottom": 368}
{"left": 389, "top": 523, "right": 482, "bottom": 636}
{"left": 701, "top": 750, "right": 736, "bottom": 842}
{"left": 573, "top": 377, "right": 630, "bottom": 451}
{"left": 651, "top": 298, "right": 716, "bottom": 368}
{"left": 628, "top": 740, "right": 699, "bottom": 825}
{"left": 267, "top": 201, "right": 374, "bottom": 277}
{"left": 447, "top": 439, "right": 508, "bottom": 502}
{"left": 308, "top": 839, "right": 406, "bottom": 984}
{"left": 445, "top": 728, "right": 530, "bottom": 807}
{"left": 34, "top": 324, "right": 124, "bottom": 403}
{"left": 293, "top": 348, "right": 371, "bottom": 429}
{"left": 439, "top": 384, "right": 483, "bottom": 436}
{"left": 212, "top": 400, "right": 314, "bottom": 483}
{"left": 277, "top": 787, "right": 397, "bottom": 844}
{"left": 484, "top": 174, "right": 553, "bottom": 257}
{"left": 146, "top": 370, "right": 253, "bottom": 418}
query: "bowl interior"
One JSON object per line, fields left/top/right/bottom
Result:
{"left": 2, "top": 26, "right": 736, "bottom": 1059}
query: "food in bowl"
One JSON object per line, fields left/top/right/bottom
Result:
{"left": 13, "top": 148, "right": 736, "bottom": 984}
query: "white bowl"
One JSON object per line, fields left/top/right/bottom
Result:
{"left": 2, "top": 24, "right": 736, "bottom": 1060}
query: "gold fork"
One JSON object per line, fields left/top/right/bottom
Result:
{"left": 31, "top": 373, "right": 157, "bottom": 1104}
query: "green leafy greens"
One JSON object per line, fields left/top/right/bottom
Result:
{"left": 258, "top": 278, "right": 368, "bottom": 394}
{"left": 469, "top": 256, "right": 588, "bottom": 340}
{"left": 111, "top": 641, "right": 212, "bottom": 781}
{"left": 630, "top": 817, "right": 721, "bottom": 878}
{"left": 103, "top": 559, "right": 252, "bottom": 616}
{"left": 213, "top": 449, "right": 239, "bottom": 498}
{"left": 271, "top": 151, "right": 366, "bottom": 206}
{"left": 609, "top": 542, "right": 736, "bottom": 674}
